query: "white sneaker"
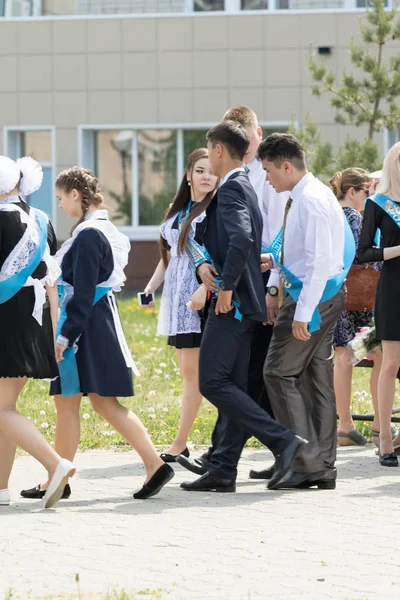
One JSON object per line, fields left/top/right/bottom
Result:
{"left": 0, "top": 489, "right": 10, "bottom": 506}
{"left": 43, "top": 459, "right": 76, "bottom": 509}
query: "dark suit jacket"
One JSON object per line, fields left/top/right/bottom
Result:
{"left": 204, "top": 170, "right": 267, "bottom": 322}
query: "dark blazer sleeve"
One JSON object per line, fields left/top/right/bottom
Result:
{"left": 47, "top": 220, "right": 58, "bottom": 256}
{"left": 60, "top": 228, "right": 106, "bottom": 345}
{"left": 218, "top": 181, "right": 253, "bottom": 291}
{"left": 358, "top": 199, "right": 384, "bottom": 263}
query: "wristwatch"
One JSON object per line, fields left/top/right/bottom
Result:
{"left": 267, "top": 286, "right": 279, "bottom": 297}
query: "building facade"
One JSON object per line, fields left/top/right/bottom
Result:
{"left": 0, "top": 0, "right": 399, "bottom": 287}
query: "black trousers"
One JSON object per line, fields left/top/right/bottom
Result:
{"left": 199, "top": 309, "right": 294, "bottom": 480}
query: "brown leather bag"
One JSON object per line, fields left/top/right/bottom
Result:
{"left": 344, "top": 264, "right": 380, "bottom": 312}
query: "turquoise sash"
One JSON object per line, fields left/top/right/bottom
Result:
{"left": 266, "top": 211, "right": 355, "bottom": 333}
{"left": 0, "top": 209, "right": 48, "bottom": 304}
{"left": 57, "top": 285, "right": 111, "bottom": 397}
{"left": 369, "top": 193, "right": 400, "bottom": 233}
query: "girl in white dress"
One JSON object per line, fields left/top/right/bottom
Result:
{"left": 144, "top": 149, "right": 218, "bottom": 461}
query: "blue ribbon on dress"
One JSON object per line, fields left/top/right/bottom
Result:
{"left": 368, "top": 194, "right": 400, "bottom": 241}
{"left": 266, "top": 211, "right": 356, "bottom": 333}
{"left": 0, "top": 209, "right": 48, "bottom": 305}
{"left": 57, "top": 285, "right": 111, "bottom": 397}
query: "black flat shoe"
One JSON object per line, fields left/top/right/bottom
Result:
{"left": 379, "top": 452, "right": 399, "bottom": 467}
{"left": 160, "top": 447, "right": 190, "bottom": 463}
{"left": 268, "top": 435, "right": 308, "bottom": 490}
{"left": 249, "top": 464, "right": 275, "bottom": 480}
{"left": 180, "top": 472, "right": 236, "bottom": 493}
{"left": 133, "top": 464, "right": 174, "bottom": 499}
{"left": 271, "top": 470, "right": 327, "bottom": 490}
{"left": 176, "top": 454, "right": 211, "bottom": 475}
{"left": 20, "top": 483, "right": 71, "bottom": 499}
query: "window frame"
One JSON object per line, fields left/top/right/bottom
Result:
{"left": 2, "top": 124, "right": 57, "bottom": 228}
{"left": 78, "top": 121, "right": 290, "bottom": 241}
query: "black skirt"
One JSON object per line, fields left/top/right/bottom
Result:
{"left": 0, "top": 288, "right": 58, "bottom": 379}
{"left": 375, "top": 258, "right": 400, "bottom": 341}
{"left": 168, "top": 332, "right": 202, "bottom": 349}
{"left": 50, "top": 295, "right": 134, "bottom": 397}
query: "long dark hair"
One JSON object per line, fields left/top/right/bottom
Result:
{"left": 160, "top": 148, "right": 217, "bottom": 267}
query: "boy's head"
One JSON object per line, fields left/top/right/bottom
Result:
{"left": 206, "top": 121, "right": 250, "bottom": 178}
{"left": 258, "top": 133, "right": 307, "bottom": 192}
{"left": 223, "top": 106, "right": 262, "bottom": 164}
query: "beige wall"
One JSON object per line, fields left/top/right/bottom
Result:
{"left": 0, "top": 11, "right": 395, "bottom": 241}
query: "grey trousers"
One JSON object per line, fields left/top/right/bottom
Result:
{"left": 263, "top": 288, "right": 345, "bottom": 477}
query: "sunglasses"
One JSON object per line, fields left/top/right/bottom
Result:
{"left": 355, "top": 187, "right": 370, "bottom": 195}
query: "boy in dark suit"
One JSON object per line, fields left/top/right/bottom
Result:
{"left": 180, "top": 121, "right": 306, "bottom": 492}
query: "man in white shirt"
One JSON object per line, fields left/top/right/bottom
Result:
{"left": 259, "top": 133, "right": 347, "bottom": 490}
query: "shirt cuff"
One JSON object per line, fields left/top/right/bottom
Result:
{"left": 294, "top": 304, "right": 315, "bottom": 324}
{"left": 268, "top": 270, "right": 280, "bottom": 289}
{"left": 56, "top": 334, "right": 70, "bottom": 348}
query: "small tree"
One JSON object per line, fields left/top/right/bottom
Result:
{"left": 289, "top": 117, "right": 334, "bottom": 181}
{"left": 309, "top": 0, "right": 400, "bottom": 141}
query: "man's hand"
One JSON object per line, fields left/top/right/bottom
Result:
{"left": 197, "top": 263, "right": 219, "bottom": 291}
{"left": 260, "top": 253, "right": 274, "bottom": 273}
{"left": 292, "top": 320, "right": 311, "bottom": 342}
{"left": 190, "top": 285, "right": 207, "bottom": 310}
{"left": 215, "top": 290, "right": 233, "bottom": 315}
{"left": 266, "top": 293, "right": 279, "bottom": 325}
{"left": 55, "top": 343, "right": 67, "bottom": 362}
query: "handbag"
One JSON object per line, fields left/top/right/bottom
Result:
{"left": 344, "top": 264, "right": 380, "bottom": 312}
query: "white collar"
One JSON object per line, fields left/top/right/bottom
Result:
{"left": 1, "top": 195, "right": 22, "bottom": 205}
{"left": 220, "top": 167, "right": 245, "bottom": 186}
{"left": 290, "top": 172, "right": 314, "bottom": 202}
{"left": 84, "top": 209, "right": 109, "bottom": 221}
{"left": 244, "top": 158, "right": 260, "bottom": 172}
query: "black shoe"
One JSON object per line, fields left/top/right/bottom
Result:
{"left": 160, "top": 447, "right": 190, "bottom": 463}
{"left": 20, "top": 483, "right": 71, "bottom": 500}
{"left": 379, "top": 452, "right": 399, "bottom": 467}
{"left": 298, "top": 477, "right": 336, "bottom": 490}
{"left": 176, "top": 454, "right": 211, "bottom": 475}
{"left": 249, "top": 464, "right": 275, "bottom": 480}
{"left": 133, "top": 464, "right": 175, "bottom": 499}
{"left": 268, "top": 435, "right": 308, "bottom": 490}
{"left": 180, "top": 472, "right": 236, "bottom": 493}
{"left": 269, "top": 470, "right": 326, "bottom": 490}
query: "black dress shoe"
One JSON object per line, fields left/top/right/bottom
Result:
{"left": 180, "top": 472, "right": 236, "bottom": 493}
{"left": 268, "top": 435, "right": 308, "bottom": 490}
{"left": 20, "top": 483, "right": 71, "bottom": 500}
{"left": 269, "top": 470, "right": 326, "bottom": 490}
{"left": 160, "top": 447, "right": 190, "bottom": 463}
{"left": 133, "top": 464, "right": 174, "bottom": 499}
{"left": 298, "top": 477, "right": 336, "bottom": 490}
{"left": 176, "top": 454, "right": 211, "bottom": 475}
{"left": 249, "top": 464, "right": 275, "bottom": 480}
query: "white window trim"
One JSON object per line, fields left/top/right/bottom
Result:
{"left": 3, "top": 124, "right": 57, "bottom": 229}
{"left": 78, "top": 121, "right": 290, "bottom": 241}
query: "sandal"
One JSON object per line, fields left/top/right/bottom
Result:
{"left": 337, "top": 429, "right": 367, "bottom": 446}
{"left": 379, "top": 452, "right": 398, "bottom": 467}
{"left": 371, "top": 425, "right": 398, "bottom": 447}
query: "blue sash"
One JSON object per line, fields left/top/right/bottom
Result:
{"left": 267, "top": 211, "right": 355, "bottom": 333}
{"left": 57, "top": 285, "right": 111, "bottom": 397}
{"left": 0, "top": 208, "right": 48, "bottom": 304}
{"left": 369, "top": 193, "right": 400, "bottom": 236}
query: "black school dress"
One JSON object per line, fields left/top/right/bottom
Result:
{"left": 50, "top": 226, "right": 134, "bottom": 397}
{"left": 0, "top": 199, "right": 58, "bottom": 379}
{"left": 358, "top": 198, "right": 400, "bottom": 342}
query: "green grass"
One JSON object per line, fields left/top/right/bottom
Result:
{"left": 17, "top": 298, "right": 398, "bottom": 451}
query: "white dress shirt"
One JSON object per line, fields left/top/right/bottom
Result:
{"left": 246, "top": 158, "right": 289, "bottom": 288}
{"left": 283, "top": 172, "right": 345, "bottom": 323}
{"left": 220, "top": 167, "right": 245, "bottom": 187}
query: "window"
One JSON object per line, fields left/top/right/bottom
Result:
{"left": 387, "top": 127, "right": 400, "bottom": 150}
{"left": 357, "top": 0, "right": 388, "bottom": 6}
{"left": 241, "top": 0, "right": 268, "bottom": 8}
{"left": 2, "top": 0, "right": 40, "bottom": 16}
{"left": 5, "top": 128, "right": 55, "bottom": 222}
{"left": 82, "top": 123, "right": 289, "bottom": 236}
{"left": 194, "top": 0, "right": 224, "bottom": 10}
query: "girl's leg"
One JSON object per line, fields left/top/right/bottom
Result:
{"left": 0, "top": 378, "right": 61, "bottom": 481}
{"left": 334, "top": 347, "right": 355, "bottom": 433}
{"left": 89, "top": 394, "right": 164, "bottom": 481}
{"left": 0, "top": 429, "right": 17, "bottom": 491}
{"left": 378, "top": 341, "right": 400, "bottom": 455}
{"left": 369, "top": 347, "right": 382, "bottom": 433}
{"left": 166, "top": 348, "right": 202, "bottom": 455}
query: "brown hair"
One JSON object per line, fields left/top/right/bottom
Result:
{"left": 330, "top": 168, "right": 371, "bottom": 200}
{"left": 56, "top": 166, "right": 104, "bottom": 232}
{"left": 160, "top": 148, "right": 217, "bottom": 268}
{"left": 222, "top": 106, "right": 258, "bottom": 130}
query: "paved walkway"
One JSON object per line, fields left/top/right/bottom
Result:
{"left": 1, "top": 446, "right": 399, "bottom": 600}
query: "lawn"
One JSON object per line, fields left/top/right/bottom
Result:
{"left": 17, "top": 297, "right": 396, "bottom": 451}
